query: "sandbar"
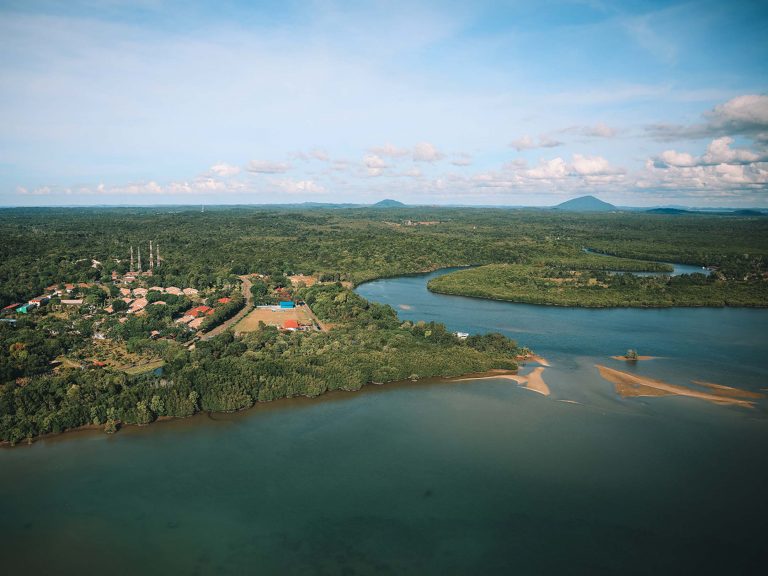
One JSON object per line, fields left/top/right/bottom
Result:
{"left": 595, "top": 365, "right": 754, "bottom": 408}
{"left": 518, "top": 353, "right": 550, "bottom": 367}
{"left": 397, "top": 304, "right": 413, "bottom": 310}
{"left": 692, "top": 381, "right": 764, "bottom": 400}
{"left": 459, "top": 366, "right": 551, "bottom": 396}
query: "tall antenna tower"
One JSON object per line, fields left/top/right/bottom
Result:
{"left": 130, "top": 246, "right": 134, "bottom": 272}
{"left": 201, "top": 204, "right": 204, "bottom": 213}
{"left": 137, "top": 246, "right": 142, "bottom": 272}
{"left": 156, "top": 242, "right": 160, "bottom": 268}
{"left": 149, "top": 240, "right": 154, "bottom": 270}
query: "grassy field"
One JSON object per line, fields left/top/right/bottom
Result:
{"left": 234, "top": 305, "right": 315, "bottom": 333}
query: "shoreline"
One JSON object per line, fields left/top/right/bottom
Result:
{"left": 0, "top": 365, "right": 525, "bottom": 449}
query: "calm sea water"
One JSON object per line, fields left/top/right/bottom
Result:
{"left": 2, "top": 270, "right": 767, "bottom": 575}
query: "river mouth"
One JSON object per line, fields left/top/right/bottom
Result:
{"left": 2, "top": 269, "right": 767, "bottom": 575}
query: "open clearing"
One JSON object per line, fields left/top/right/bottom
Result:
{"left": 235, "top": 304, "right": 315, "bottom": 333}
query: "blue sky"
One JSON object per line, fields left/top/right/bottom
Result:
{"left": 1, "top": 0, "right": 767, "bottom": 206}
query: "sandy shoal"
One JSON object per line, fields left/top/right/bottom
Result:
{"left": 692, "top": 380, "right": 764, "bottom": 400}
{"left": 517, "top": 354, "right": 550, "bottom": 367}
{"left": 595, "top": 365, "right": 754, "bottom": 408}
{"left": 459, "top": 366, "right": 551, "bottom": 396}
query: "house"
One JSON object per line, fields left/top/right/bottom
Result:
{"left": 282, "top": 319, "right": 300, "bottom": 330}
{"left": 152, "top": 300, "right": 167, "bottom": 306}
{"left": 182, "top": 287, "right": 199, "bottom": 296}
{"left": 279, "top": 301, "right": 295, "bottom": 309}
{"left": 29, "top": 296, "right": 49, "bottom": 306}
{"left": 132, "top": 288, "right": 148, "bottom": 297}
{"left": 123, "top": 275, "right": 136, "bottom": 283}
{"left": 149, "top": 286, "right": 164, "bottom": 293}
{"left": 119, "top": 287, "right": 132, "bottom": 297}
{"left": 128, "top": 298, "right": 148, "bottom": 313}
{"left": 175, "top": 315, "right": 196, "bottom": 325}
{"left": 2, "top": 303, "right": 21, "bottom": 314}
{"left": 165, "top": 286, "right": 182, "bottom": 296}
{"left": 188, "top": 317, "right": 205, "bottom": 330}
{"left": 187, "top": 305, "right": 214, "bottom": 317}
{"left": 216, "top": 297, "right": 231, "bottom": 304}
{"left": 61, "top": 299, "right": 84, "bottom": 306}
{"left": 16, "top": 304, "right": 31, "bottom": 314}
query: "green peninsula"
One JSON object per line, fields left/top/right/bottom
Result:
{"left": 427, "top": 262, "right": 768, "bottom": 307}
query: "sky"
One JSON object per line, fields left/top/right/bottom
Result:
{"left": 1, "top": 0, "right": 767, "bottom": 207}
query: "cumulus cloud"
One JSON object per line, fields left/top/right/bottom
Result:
{"left": 647, "top": 94, "right": 768, "bottom": 142}
{"left": 510, "top": 135, "right": 563, "bottom": 151}
{"left": 209, "top": 163, "right": 241, "bottom": 177}
{"left": 412, "top": 142, "right": 445, "bottom": 162}
{"left": 269, "top": 178, "right": 325, "bottom": 194}
{"left": 364, "top": 154, "right": 388, "bottom": 176}
{"left": 654, "top": 137, "right": 766, "bottom": 168}
{"left": 246, "top": 160, "right": 292, "bottom": 174}
{"left": 641, "top": 136, "right": 768, "bottom": 194}
{"left": 571, "top": 154, "right": 616, "bottom": 175}
{"left": 526, "top": 157, "right": 568, "bottom": 179}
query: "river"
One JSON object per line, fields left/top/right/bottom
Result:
{"left": 1, "top": 270, "right": 767, "bottom": 574}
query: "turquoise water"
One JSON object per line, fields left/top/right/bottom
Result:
{"left": 1, "top": 270, "right": 767, "bottom": 574}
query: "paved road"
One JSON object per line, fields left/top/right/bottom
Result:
{"left": 199, "top": 275, "right": 253, "bottom": 341}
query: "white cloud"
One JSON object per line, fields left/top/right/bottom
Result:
{"left": 412, "top": 142, "right": 444, "bottom": 162}
{"left": 525, "top": 158, "right": 568, "bottom": 179}
{"left": 246, "top": 160, "right": 292, "bottom": 174}
{"left": 657, "top": 150, "right": 697, "bottom": 168}
{"left": 647, "top": 94, "right": 768, "bottom": 142}
{"left": 571, "top": 154, "right": 616, "bottom": 176}
{"left": 510, "top": 135, "right": 563, "bottom": 151}
{"left": 579, "top": 123, "right": 617, "bottom": 138}
{"left": 364, "top": 154, "right": 388, "bottom": 176}
{"left": 209, "top": 163, "right": 241, "bottom": 177}
{"left": 270, "top": 178, "right": 325, "bottom": 194}
{"left": 654, "top": 137, "right": 765, "bottom": 168}
{"left": 703, "top": 137, "right": 761, "bottom": 165}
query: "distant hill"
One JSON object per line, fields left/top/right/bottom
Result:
{"left": 372, "top": 199, "right": 406, "bottom": 207}
{"left": 554, "top": 195, "right": 615, "bottom": 212}
{"left": 732, "top": 209, "right": 764, "bottom": 216}
{"left": 646, "top": 208, "right": 691, "bottom": 215}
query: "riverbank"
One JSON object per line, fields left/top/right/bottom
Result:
{"left": 427, "top": 263, "right": 768, "bottom": 308}
{"left": 1, "top": 363, "right": 530, "bottom": 448}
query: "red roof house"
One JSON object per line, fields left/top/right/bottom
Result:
{"left": 187, "top": 305, "right": 214, "bottom": 317}
{"left": 217, "top": 297, "right": 231, "bottom": 304}
{"left": 282, "top": 319, "right": 300, "bottom": 330}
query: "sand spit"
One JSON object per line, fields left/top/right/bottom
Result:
{"left": 595, "top": 365, "right": 755, "bottom": 408}
{"left": 460, "top": 367, "right": 551, "bottom": 396}
{"left": 692, "top": 381, "right": 764, "bottom": 400}
{"left": 610, "top": 355, "right": 657, "bottom": 362}
{"left": 517, "top": 354, "right": 550, "bottom": 367}
{"left": 397, "top": 304, "right": 414, "bottom": 310}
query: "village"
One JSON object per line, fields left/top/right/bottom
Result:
{"left": 0, "top": 243, "right": 329, "bottom": 375}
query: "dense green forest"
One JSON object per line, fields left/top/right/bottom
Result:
{"left": 1, "top": 206, "right": 766, "bottom": 307}
{"left": 1, "top": 206, "right": 767, "bottom": 443}
{"left": 427, "top": 263, "right": 768, "bottom": 307}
